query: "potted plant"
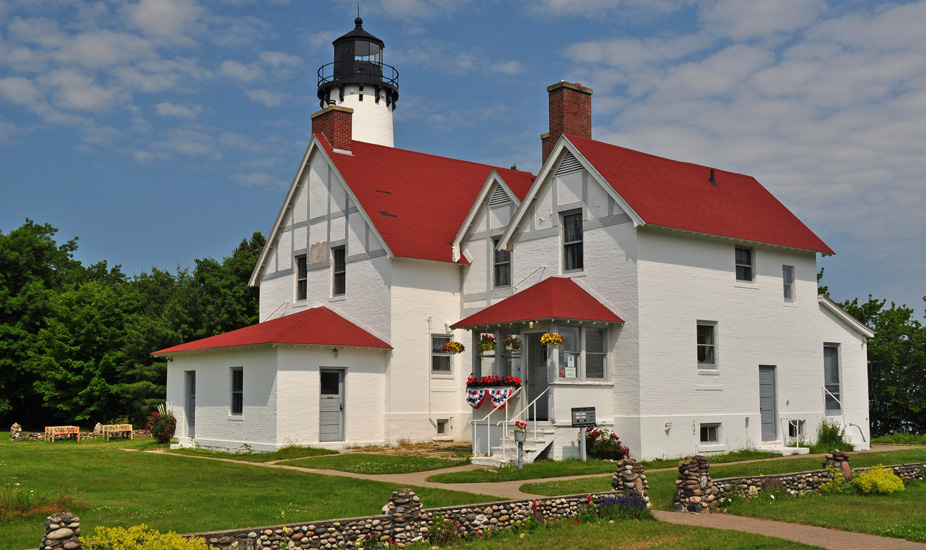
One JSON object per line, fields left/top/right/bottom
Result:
{"left": 477, "top": 334, "right": 496, "bottom": 356}
{"left": 503, "top": 336, "right": 521, "bottom": 352}
{"left": 442, "top": 341, "right": 465, "bottom": 354}
{"left": 513, "top": 420, "right": 527, "bottom": 443}
{"left": 541, "top": 332, "right": 564, "bottom": 347}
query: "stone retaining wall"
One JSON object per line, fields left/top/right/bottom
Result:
{"left": 187, "top": 489, "right": 624, "bottom": 550}
{"left": 10, "top": 425, "right": 149, "bottom": 442}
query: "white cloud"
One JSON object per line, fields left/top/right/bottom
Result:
{"left": 246, "top": 88, "right": 285, "bottom": 107}
{"left": 698, "top": 0, "right": 826, "bottom": 40}
{"left": 259, "top": 51, "right": 301, "bottom": 68}
{"left": 219, "top": 60, "right": 261, "bottom": 82}
{"left": 565, "top": 34, "right": 714, "bottom": 71}
{"left": 525, "top": 0, "right": 692, "bottom": 18}
{"left": 122, "top": 0, "right": 203, "bottom": 44}
{"left": 338, "top": 0, "right": 471, "bottom": 21}
{"left": 39, "top": 69, "right": 126, "bottom": 111}
{"left": 489, "top": 60, "right": 526, "bottom": 75}
{"left": 155, "top": 101, "right": 202, "bottom": 119}
{"left": 0, "top": 76, "right": 46, "bottom": 110}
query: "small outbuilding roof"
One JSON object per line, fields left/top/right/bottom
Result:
{"left": 152, "top": 306, "right": 391, "bottom": 356}
{"left": 451, "top": 277, "right": 623, "bottom": 328}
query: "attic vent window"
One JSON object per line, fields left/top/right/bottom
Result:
{"left": 555, "top": 152, "right": 583, "bottom": 176}
{"left": 379, "top": 210, "right": 397, "bottom": 218}
{"left": 488, "top": 186, "right": 510, "bottom": 207}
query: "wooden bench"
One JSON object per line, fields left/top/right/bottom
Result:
{"left": 102, "top": 423, "right": 134, "bottom": 440}
{"left": 45, "top": 426, "right": 80, "bottom": 442}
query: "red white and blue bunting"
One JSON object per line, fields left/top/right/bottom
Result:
{"left": 465, "top": 389, "right": 487, "bottom": 408}
{"left": 489, "top": 387, "right": 514, "bottom": 409}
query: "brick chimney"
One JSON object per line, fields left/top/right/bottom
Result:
{"left": 311, "top": 105, "right": 354, "bottom": 151}
{"left": 541, "top": 81, "right": 593, "bottom": 164}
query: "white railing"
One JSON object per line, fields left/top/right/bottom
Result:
{"left": 499, "top": 386, "right": 551, "bottom": 444}
{"left": 470, "top": 386, "right": 523, "bottom": 456}
{"left": 821, "top": 386, "right": 866, "bottom": 442}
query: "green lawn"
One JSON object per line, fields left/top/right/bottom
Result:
{"left": 169, "top": 444, "right": 338, "bottom": 462}
{"left": 415, "top": 516, "right": 821, "bottom": 550}
{"left": 639, "top": 449, "right": 782, "bottom": 469}
{"left": 872, "top": 433, "right": 926, "bottom": 445}
{"left": 282, "top": 453, "right": 467, "bottom": 474}
{"left": 0, "top": 435, "right": 493, "bottom": 550}
{"left": 427, "top": 459, "right": 615, "bottom": 483}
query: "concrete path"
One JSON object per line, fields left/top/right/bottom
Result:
{"left": 151, "top": 445, "right": 926, "bottom": 549}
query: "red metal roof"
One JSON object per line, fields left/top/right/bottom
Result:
{"left": 452, "top": 277, "right": 623, "bottom": 328}
{"left": 566, "top": 134, "right": 834, "bottom": 254}
{"left": 317, "top": 135, "right": 535, "bottom": 263}
{"left": 152, "top": 306, "right": 391, "bottom": 355}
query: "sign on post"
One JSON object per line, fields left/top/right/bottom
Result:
{"left": 571, "top": 407, "right": 596, "bottom": 462}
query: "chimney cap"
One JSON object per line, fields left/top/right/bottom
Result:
{"left": 547, "top": 81, "right": 593, "bottom": 95}
{"left": 310, "top": 105, "right": 354, "bottom": 120}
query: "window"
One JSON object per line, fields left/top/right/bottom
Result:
{"left": 432, "top": 335, "right": 451, "bottom": 374}
{"left": 697, "top": 322, "right": 716, "bottom": 368}
{"left": 824, "top": 344, "right": 841, "bottom": 415}
{"left": 492, "top": 237, "right": 510, "bottom": 288}
{"left": 700, "top": 423, "right": 720, "bottom": 444}
{"left": 230, "top": 367, "right": 243, "bottom": 415}
{"left": 332, "top": 246, "right": 346, "bottom": 296}
{"left": 782, "top": 265, "right": 795, "bottom": 302}
{"left": 296, "top": 255, "right": 307, "bottom": 301}
{"left": 562, "top": 211, "right": 584, "bottom": 271}
{"left": 735, "top": 247, "right": 753, "bottom": 281}
{"left": 555, "top": 325, "right": 608, "bottom": 380}
{"left": 585, "top": 327, "right": 605, "bottom": 379}
{"left": 436, "top": 419, "right": 449, "bottom": 435}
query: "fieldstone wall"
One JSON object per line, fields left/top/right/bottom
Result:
{"left": 9, "top": 427, "right": 149, "bottom": 442}
{"left": 673, "top": 455, "right": 718, "bottom": 513}
{"left": 10, "top": 422, "right": 22, "bottom": 440}
{"left": 186, "top": 489, "right": 633, "bottom": 549}
{"left": 40, "top": 512, "right": 81, "bottom": 550}
{"left": 611, "top": 459, "right": 652, "bottom": 508}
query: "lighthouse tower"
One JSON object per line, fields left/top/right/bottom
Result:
{"left": 316, "top": 18, "right": 399, "bottom": 147}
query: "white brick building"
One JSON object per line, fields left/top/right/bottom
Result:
{"left": 155, "top": 20, "right": 873, "bottom": 461}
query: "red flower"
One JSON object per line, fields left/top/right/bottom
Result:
{"left": 573, "top": 520, "right": 579, "bottom": 525}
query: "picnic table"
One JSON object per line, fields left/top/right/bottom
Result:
{"left": 102, "top": 423, "right": 134, "bottom": 440}
{"left": 45, "top": 426, "right": 80, "bottom": 442}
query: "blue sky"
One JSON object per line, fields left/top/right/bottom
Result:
{"left": 1, "top": 0, "right": 924, "bottom": 313}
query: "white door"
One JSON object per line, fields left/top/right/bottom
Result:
{"left": 319, "top": 369, "right": 344, "bottom": 442}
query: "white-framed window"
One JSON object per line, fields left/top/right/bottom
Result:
{"left": 230, "top": 367, "right": 243, "bottom": 415}
{"left": 555, "top": 325, "right": 608, "bottom": 381}
{"left": 824, "top": 344, "right": 841, "bottom": 415}
{"left": 332, "top": 246, "right": 346, "bottom": 296}
{"left": 782, "top": 265, "right": 795, "bottom": 302}
{"left": 492, "top": 237, "right": 510, "bottom": 288}
{"left": 431, "top": 334, "right": 451, "bottom": 374}
{"left": 735, "top": 247, "right": 753, "bottom": 282}
{"left": 296, "top": 255, "right": 307, "bottom": 301}
{"left": 700, "top": 423, "right": 721, "bottom": 444}
{"left": 436, "top": 419, "right": 449, "bottom": 435}
{"left": 697, "top": 321, "right": 717, "bottom": 369}
{"left": 562, "top": 210, "right": 584, "bottom": 272}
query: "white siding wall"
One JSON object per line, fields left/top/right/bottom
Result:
{"left": 387, "top": 259, "right": 467, "bottom": 443}
{"left": 166, "top": 348, "right": 278, "bottom": 451}
{"left": 817, "top": 304, "right": 871, "bottom": 449}
{"left": 322, "top": 86, "right": 395, "bottom": 147}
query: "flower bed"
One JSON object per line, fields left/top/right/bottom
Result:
{"left": 466, "top": 375, "right": 522, "bottom": 388}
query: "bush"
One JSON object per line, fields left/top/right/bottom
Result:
{"left": 811, "top": 419, "right": 854, "bottom": 453}
{"left": 147, "top": 403, "right": 177, "bottom": 445}
{"left": 597, "top": 494, "right": 652, "bottom": 520}
{"left": 82, "top": 524, "right": 210, "bottom": 549}
{"left": 429, "top": 514, "right": 462, "bottom": 545}
{"left": 855, "top": 465, "right": 905, "bottom": 495}
{"left": 585, "top": 426, "right": 630, "bottom": 460}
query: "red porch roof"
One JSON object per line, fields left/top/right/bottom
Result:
{"left": 152, "top": 306, "right": 391, "bottom": 355}
{"left": 452, "top": 277, "right": 623, "bottom": 328}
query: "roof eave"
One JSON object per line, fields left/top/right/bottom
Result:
{"left": 818, "top": 294, "right": 875, "bottom": 338}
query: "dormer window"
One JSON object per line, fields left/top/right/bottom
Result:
{"left": 296, "top": 255, "right": 307, "bottom": 301}
{"left": 493, "top": 237, "right": 510, "bottom": 288}
{"left": 735, "top": 247, "right": 753, "bottom": 282}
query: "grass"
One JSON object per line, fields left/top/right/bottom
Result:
{"left": 427, "top": 459, "right": 615, "bottom": 483}
{"left": 411, "top": 516, "right": 820, "bottom": 549}
{"left": 725, "top": 481, "right": 926, "bottom": 543}
{"left": 639, "top": 449, "right": 782, "bottom": 469}
{"left": 169, "top": 444, "right": 338, "bottom": 462}
{"left": 872, "top": 433, "right": 926, "bottom": 445}
{"left": 283, "top": 453, "right": 467, "bottom": 474}
{"left": 0, "top": 434, "right": 494, "bottom": 550}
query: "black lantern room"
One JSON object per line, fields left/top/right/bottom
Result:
{"left": 317, "top": 18, "right": 399, "bottom": 109}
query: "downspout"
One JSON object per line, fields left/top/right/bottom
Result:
{"left": 428, "top": 316, "right": 435, "bottom": 428}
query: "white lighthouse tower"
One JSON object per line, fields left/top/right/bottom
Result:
{"left": 316, "top": 17, "right": 399, "bottom": 147}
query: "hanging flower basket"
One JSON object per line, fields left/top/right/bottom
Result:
{"left": 541, "top": 332, "right": 564, "bottom": 347}
{"left": 442, "top": 341, "right": 465, "bottom": 354}
{"left": 477, "top": 334, "right": 496, "bottom": 355}
{"left": 503, "top": 336, "right": 521, "bottom": 352}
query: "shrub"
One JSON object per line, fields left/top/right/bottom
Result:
{"left": 147, "top": 404, "right": 177, "bottom": 445}
{"left": 429, "top": 514, "right": 462, "bottom": 545}
{"left": 811, "top": 419, "right": 853, "bottom": 453}
{"left": 855, "top": 465, "right": 905, "bottom": 495}
{"left": 820, "top": 465, "right": 855, "bottom": 494}
{"left": 82, "top": 524, "right": 210, "bottom": 549}
{"left": 584, "top": 426, "right": 630, "bottom": 461}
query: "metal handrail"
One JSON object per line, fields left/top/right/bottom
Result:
{"left": 317, "top": 61, "right": 399, "bottom": 89}
{"left": 469, "top": 386, "right": 522, "bottom": 456}
{"left": 500, "top": 386, "right": 551, "bottom": 443}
